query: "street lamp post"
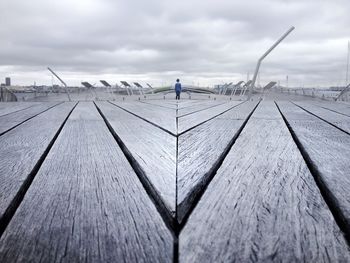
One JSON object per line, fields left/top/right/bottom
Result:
{"left": 248, "top": 26, "right": 295, "bottom": 99}
{"left": 47, "top": 67, "right": 72, "bottom": 101}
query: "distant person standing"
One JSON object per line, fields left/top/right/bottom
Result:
{"left": 175, "top": 79, "right": 182, "bottom": 100}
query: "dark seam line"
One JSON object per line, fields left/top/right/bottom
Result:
{"left": 177, "top": 101, "right": 215, "bottom": 110}
{"left": 107, "top": 101, "right": 177, "bottom": 137}
{"left": 0, "top": 104, "right": 37, "bottom": 118}
{"left": 139, "top": 99, "right": 179, "bottom": 108}
{"left": 314, "top": 104, "right": 350, "bottom": 118}
{"left": 136, "top": 100, "right": 176, "bottom": 110}
{"left": 178, "top": 100, "right": 261, "bottom": 230}
{"left": 177, "top": 101, "right": 229, "bottom": 118}
{"left": 94, "top": 101, "right": 177, "bottom": 237}
{"left": 178, "top": 101, "right": 246, "bottom": 136}
{"left": 275, "top": 101, "right": 350, "bottom": 244}
{"left": 0, "top": 102, "right": 78, "bottom": 238}
{"left": 173, "top": 103, "right": 179, "bottom": 263}
{"left": 291, "top": 101, "right": 350, "bottom": 136}
{"left": 0, "top": 102, "right": 64, "bottom": 137}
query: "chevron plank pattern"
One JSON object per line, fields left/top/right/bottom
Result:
{"left": 0, "top": 99, "right": 349, "bottom": 262}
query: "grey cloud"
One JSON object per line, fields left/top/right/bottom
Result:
{"left": 0, "top": 0, "right": 349, "bottom": 87}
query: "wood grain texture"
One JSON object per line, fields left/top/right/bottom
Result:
{"left": 293, "top": 101, "right": 350, "bottom": 134}
{"left": 147, "top": 100, "right": 211, "bottom": 110}
{"left": 138, "top": 100, "right": 178, "bottom": 109}
{"left": 0, "top": 102, "right": 173, "bottom": 263}
{"left": 177, "top": 101, "right": 258, "bottom": 222}
{"left": 173, "top": 100, "right": 203, "bottom": 109}
{"left": 277, "top": 101, "right": 350, "bottom": 233}
{"left": 311, "top": 101, "right": 350, "bottom": 117}
{"left": 180, "top": 101, "right": 350, "bottom": 262}
{"left": 176, "top": 100, "right": 218, "bottom": 110}
{"left": 0, "top": 102, "right": 39, "bottom": 117}
{"left": 111, "top": 101, "right": 177, "bottom": 134}
{"left": 0, "top": 102, "right": 75, "bottom": 221}
{"left": 138, "top": 99, "right": 218, "bottom": 110}
{"left": 176, "top": 99, "right": 225, "bottom": 109}
{"left": 0, "top": 102, "right": 60, "bottom": 135}
{"left": 177, "top": 101, "right": 226, "bottom": 117}
{"left": 178, "top": 101, "right": 242, "bottom": 134}
{"left": 95, "top": 101, "right": 177, "bottom": 214}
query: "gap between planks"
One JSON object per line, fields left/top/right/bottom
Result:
{"left": 172, "top": 100, "right": 261, "bottom": 263}
{"left": 95, "top": 99, "right": 260, "bottom": 263}
{"left": 174, "top": 102, "right": 179, "bottom": 263}
{"left": 137, "top": 100, "right": 177, "bottom": 110}
{"left": 0, "top": 102, "right": 78, "bottom": 238}
{"left": 94, "top": 101, "right": 177, "bottom": 235}
{"left": 108, "top": 101, "right": 177, "bottom": 137}
{"left": 275, "top": 101, "right": 350, "bottom": 244}
{"left": 318, "top": 105, "right": 350, "bottom": 117}
{"left": 0, "top": 104, "right": 36, "bottom": 118}
{"left": 177, "top": 100, "right": 261, "bottom": 229}
{"left": 0, "top": 102, "right": 64, "bottom": 137}
{"left": 177, "top": 101, "right": 247, "bottom": 136}
{"left": 108, "top": 100, "right": 247, "bottom": 139}
{"left": 176, "top": 101, "right": 229, "bottom": 118}
{"left": 291, "top": 101, "right": 350, "bottom": 136}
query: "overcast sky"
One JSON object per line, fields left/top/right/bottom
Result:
{"left": 0, "top": 0, "right": 349, "bottom": 87}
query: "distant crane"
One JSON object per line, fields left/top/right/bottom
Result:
{"left": 47, "top": 67, "right": 71, "bottom": 101}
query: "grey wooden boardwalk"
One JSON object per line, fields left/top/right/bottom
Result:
{"left": 0, "top": 99, "right": 349, "bottom": 262}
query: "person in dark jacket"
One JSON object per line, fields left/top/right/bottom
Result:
{"left": 175, "top": 79, "right": 182, "bottom": 100}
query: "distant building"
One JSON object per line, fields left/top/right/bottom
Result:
{"left": 5, "top": 77, "right": 11, "bottom": 86}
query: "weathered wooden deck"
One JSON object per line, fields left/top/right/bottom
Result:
{"left": 0, "top": 99, "right": 349, "bottom": 262}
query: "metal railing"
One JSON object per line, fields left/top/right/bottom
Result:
{"left": 0, "top": 87, "right": 18, "bottom": 102}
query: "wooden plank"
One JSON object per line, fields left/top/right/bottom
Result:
{"left": 177, "top": 101, "right": 225, "bottom": 117}
{"left": 178, "top": 101, "right": 243, "bottom": 134}
{"left": 0, "top": 102, "right": 61, "bottom": 135}
{"left": 180, "top": 101, "right": 350, "bottom": 262}
{"left": 0, "top": 102, "right": 75, "bottom": 223}
{"left": 138, "top": 99, "right": 218, "bottom": 110}
{"left": 293, "top": 101, "right": 350, "bottom": 134}
{"left": 0, "top": 102, "right": 173, "bottom": 262}
{"left": 139, "top": 100, "right": 179, "bottom": 109}
{"left": 311, "top": 100, "right": 350, "bottom": 117}
{"left": 138, "top": 100, "right": 177, "bottom": 110}
{"left": 177, "top": 100, "right": 222, "bottom": 110}
{"left": 177, "top": 101, "right": 258, "bottom": 222}
{"left": 0, "top": 102, "right": 39, "bottom": 117}
{"left": 110, "top": 101, "right": 177, "bottom": 135}
{"left": 277, "top": 101, "right": 350, "bottom": 233}
{"left": 0, "top": 103, "right": 28, "bottom": 111}
{"left": 149, "top": 100, "right": 207, "bottom": 109}
{"left": 95, "top": 101, "right": 176, "bottom": 215}
{"left": 176, "top": 100, "right": 211, "bottom": 109}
